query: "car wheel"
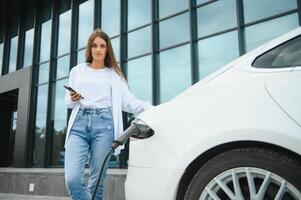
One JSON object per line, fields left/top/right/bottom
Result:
{"left": 184, "top": 148, "right": 301, "bottom": 200}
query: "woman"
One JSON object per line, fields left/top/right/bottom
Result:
{"left": 64, "top": 29, "right": 152, "bottom": 200}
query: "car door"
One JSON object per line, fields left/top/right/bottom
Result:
{"left": 252, "top": 35, "right": 301, "bottom": 126}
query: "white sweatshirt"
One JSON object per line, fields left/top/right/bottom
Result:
{"left": 79, "top": 66, "right": 112, "bottom": 108}
{"left": 65, "top": 63, "right": 153, "bottom": 155}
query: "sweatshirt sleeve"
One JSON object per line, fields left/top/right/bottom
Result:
{"left": 120, "top": 79, "right": 154, "bottom": 116}
{"left": 65, "top": 68, "right": 80, "bottom": 109}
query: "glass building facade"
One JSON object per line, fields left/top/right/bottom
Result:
{"left": 0, "top": 0, "right": 300, "bottom": 168}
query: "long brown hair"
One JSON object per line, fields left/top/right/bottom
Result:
{"left": 85, "top": 28, "right": 126, "bottom": 80}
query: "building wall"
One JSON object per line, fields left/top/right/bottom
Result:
{"left": 0, "top": 0, "right": 300, "bottom": 168}
{"left": 0, "top": 67, "right": 32, "bottom": 167}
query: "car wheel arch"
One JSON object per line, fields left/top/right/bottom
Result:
{"left": 175, "top": 140, "right": 301, "bottom": 200}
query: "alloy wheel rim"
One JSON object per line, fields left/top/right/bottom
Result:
{"left": 200, "top": 167, "right": 301, "bottom": 200}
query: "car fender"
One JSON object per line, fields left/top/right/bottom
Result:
{"left": 177, "top": 126, "right": 301, "bottom": 170}
{"left": 132, "top": 75, "right": 301, "bottom": 170}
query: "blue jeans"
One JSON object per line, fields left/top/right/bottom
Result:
{"left": 64, "top": 107, "right": 114, "bottom": 200}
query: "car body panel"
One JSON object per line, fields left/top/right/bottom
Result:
{"left": 266, "top": 72, "right": 301, "bottom": 126}
{"left": 125, "top": 27, "right": 301, "bottom": 200}
{"left": 125, "top": 166, "right": 183, "bottom": 200}
{"left": 129, "top": 68, "right": 301, "bottom": 171}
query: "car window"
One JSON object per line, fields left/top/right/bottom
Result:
{"left": 253, "top": 35, "right": 301, "bottom": 68}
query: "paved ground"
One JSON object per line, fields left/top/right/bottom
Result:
{"left": 0, "top": 193, "right": 69, "bottom": 200}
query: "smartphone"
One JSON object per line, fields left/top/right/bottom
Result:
{"left": 63, "top": 85, "right": 84, "bottom": 99}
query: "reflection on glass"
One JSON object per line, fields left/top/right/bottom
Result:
{"left": 128, "top": 0, "right": 151, "bottom": 30}
{"left": 0, "top": 43, "right": 3, "bottom": 75}
{"left": 160, "top": 44, "right": 191, "bottom": 103}
{"left": 58, "top": 10, "right": 71, "bottom": 56}
{"left": 78, "top": 0, "right": 94, "bottom": 48}
{"left": 40, "top": 20, "right": 52, "bottom": 63}
{"left": 0, "top": 23, "right": 3, "bottom": 76}
{"left": 36, "top": 84, "right": 49, "bottom": 121}
{"left": 33, "top": 84, "right": 48, "bottom": 167}
{"left": 51, "top": 79, "right": 68, "bottom": 166}
{"left": 196, "top": 0, "right": 211, "bottom": 5}
{"left": 111, "top": 37, "right": 120, "bottom": 62}
{"left": 56, "top": 55, "right": 70, "bottom": 79}
{"left": 253, "top": 36, "right": 301, "bottom": 68}
{"left": 77, "top": 49, "right": 86, "bottom": 64}
{"left": 128, "top": 27, "right": 151, "bottom": 58}
{"left": 38, "top": 62, "right": 49, "bottom": 84}
{"left": 198, "top": 31, "right": 239, "bottom": 80}
{"left": 244, "top": 0, "right": 297, "bottom": 23}
{"left": 24, "top": 29, "right": 34, "bottom": 67}
{"left": 159, "top": 0, "right": 188, "bottom": 18}
{"left": 160, "top": 13, "right": 189, "bottom": 49}
{"left": 245, "top": 13, "right": 299, "bottom": 52}
{"left": 12, "top": 111, "right": 17, "bottom": 130}
{"left": 102, "top": 0, "right": 120, "bottom": 37}
{"left": 197, "top": 0, "right": 236, "bottom": 38}
{"left": 8, "top": 111, "right": 17, "bottom": 165}
{"left": 127, "top": 56, "right": 152, "bottom": 102}
{"left": 9, "top": 36, "right": 18, "bottom": 73}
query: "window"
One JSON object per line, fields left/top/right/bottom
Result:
{"left": 0, "top": 43, "right": 3, "bottom": 75}
{"left": 56, "top": 55, "right": 70, "bottom": 79}
{"left": 197, "top": 0, "right": 212, "bottom": 5}
{"left": 245, "top": 13, "right": 299, "bottom": 51}
{"left": 253, "top": 36, "right": 301, "bottom": 68}
{"left": 23, "top": 7, "right": 34, "bottom": 67}
{"left": 111, "top": 37, "right": 120, "bottom": 62}
{"left": 159, "top": 0, "right": 188, "bottom": 19}
{"left": 39, "top": 3, "right": 52, "bottom": 63}
{"left": 128, "top": 27, "right": 151, "bottom": 58}
{"left": 33, "top": 84, "right": 49, "bottom": 167}
{"left": 78, "top": 0, "right": 94, "bottom": 49}
{"left": 0, "top": 23, "right": 4, "bottom": 75}
{"left": 57, "top": 1, "right": 71, "bottom": 56}
{"left": 9, "top": 36, "right": 18, "bottom": 73}
{"left": 198, "top": 31, "right": 239, "bottom": 80}
{"left": 77, "top": 48, "right": 86, "bottom": 64}
{"left": 9, "top": 17, "right": 19, "bottom": 73}
{"left": 50, "top": 79, "right": 68, "bottom": 166}
{"left": 24, "top": 29, "right": 34, "bottom": 67}
{"left": 127, "top": 55, "right": 152, "bottom": 102}
{"left": 102, "top": 0, "right": 120, "bottom": 37}
{"left": 159, "top": 13, "right": 189, "bottom": 49}
{"left": 197, "top": 0, "right": 236, "bottom": 38}
{"left": 243, "top": 0, "right": 297, "bottom": 23}
{"left": 128, "top": 0, "right": 151, "bottom": 30}
{"left": 38, "top": 62, "right": 50, "bottom": 84}
{"left": 40, "top": 20, "right": 52, "bottom": 63}
{"left": 160, "top": 44, "right": 191, "bottom": 103}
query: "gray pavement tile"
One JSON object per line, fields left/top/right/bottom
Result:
{"left": 0, "top": 193, "right": 69, "bottom": 200}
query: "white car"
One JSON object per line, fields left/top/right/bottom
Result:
{"left": 125, "top": 27, "right": 301, "bottom": 200}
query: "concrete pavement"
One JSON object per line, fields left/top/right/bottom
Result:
{"left": 0, "top": 193, "right": 69, "bottom": 200}
{"left": 0, "top": 168, "right": 126, "bottom": 200}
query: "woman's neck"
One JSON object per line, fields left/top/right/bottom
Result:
{"left": 90, "top": 61, "right": 105, "bottom": 69}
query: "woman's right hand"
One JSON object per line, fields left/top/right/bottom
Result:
{"left": 70, "top": 92, "right": 82, "bottom": 102}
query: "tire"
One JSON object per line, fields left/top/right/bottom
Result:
{"left": 184, "top": 147, "right": 301, "bottom": 200}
